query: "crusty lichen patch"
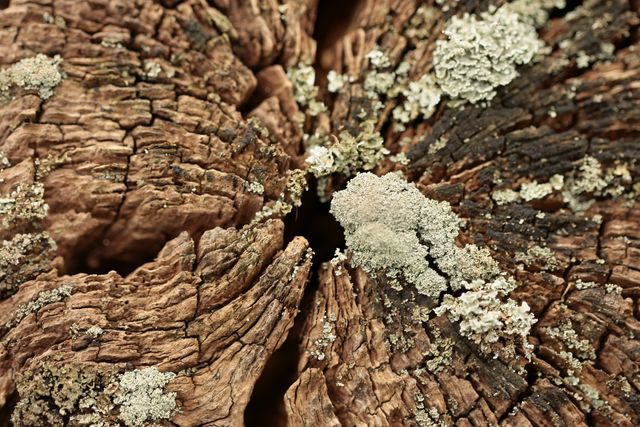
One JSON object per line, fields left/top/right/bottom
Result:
{"left": 252, "top": 169, "right": 307, "bottom": 223}
{"left": 12, "top": 362, "right": 118, "bottom": 427}
{"left": 0, "top": 232, "right": 57, "bottom": 298}
{"left": 0, "top": 183, "right": 49, "bottom": 231}
{"left": 11, "top": 364, "right": 177, "bottom": 427}
{"left": 5, "top": 284, "right": 73, "bottom": 329}
{"left": 114, "top": 367, "right": 177, "bottom": 427}
{"left": 0, "top": 54, "right": 64, "bottom": 100}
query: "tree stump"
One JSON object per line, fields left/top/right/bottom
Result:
{"left": 0, "top": 0, "right": 639, "bottom": 426}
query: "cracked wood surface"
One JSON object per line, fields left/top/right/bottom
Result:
{"left": 1, "top": 0, "right": 640, "bottom": 426}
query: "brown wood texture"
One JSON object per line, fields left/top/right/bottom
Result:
{"left": 0, "top": 0, "right": 639, "bottom": 426}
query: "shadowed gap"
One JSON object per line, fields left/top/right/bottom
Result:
{"left": 244, "top": 179, "right": 344, "bottom": 426}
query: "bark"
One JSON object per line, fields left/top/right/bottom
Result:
{"left": 0, "top": 0, "right": 639, "bottom": 426}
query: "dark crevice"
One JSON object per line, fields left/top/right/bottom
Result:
{"left": 0, "top": 0, "right": 8, "bottom": 10}
{"left": 245, "top": 178, "right": 343, "bottom": 426}
{"left": 547, "top": 0, "right": 583, "bottom": 20}
{"left": 314, "top": 0, "right": 364, "bottom": 90}
{"left": 0, "top": 390, "right": 17, "bottom": 427}
{"left": 283, "top": 178, "right": 345, "bottom": 260}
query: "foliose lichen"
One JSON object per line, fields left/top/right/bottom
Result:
{"left": 12, "top": 362, "right": 118, "bottom": 427}
{"left": 252, "top": 169, "right": 307, "bottom": 223}
{"left": 434, "top": 278, "right": 536, "bottom": 358}
{"left": 392, "top": 73, "right": 442, "bottom": 131}
{"left": 305, "top": 121, "right": 389, "bottom": 179}
{"left": 0, "top": 183, "right": 49, "bottom": 230}
{"left": 433, "top": 5, "right": 545, "bottom": 104}
{"left": 11, "top": 363, "right": 177, "bottom": 427}
{"left": 0, "top": 54, "right": 64, "bottom": 100}
{"left": 113, "top": 367, "right": 177, "bottom": 427}
{"left": 286, "top": 62, "right": 327, "bottom": 116}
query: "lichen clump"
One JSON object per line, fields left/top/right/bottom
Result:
{"left": 0, "top": 183, "right": 49, "bottom": 230}
{"left": 0, "top": 54, "right": 64, "bottom": 100}
{"left": 330, "top": 172, "right": 500, "bottom": 299}
{"left": 433, "top": 5, "right": 544, "bottom": 103}
{"left": 434, "top": 278, "right": 536, "bottom": 357}
{"left": 0, "top": 232, "right": 57, "bottom": 298}
{"left": 11, "top": 364, "right": 177, "bottom": 427}
{"left": 6, "top": 284, "right": 73, "bottom": 329}
{"left": 114, "top": 367, "right": 177, "bottom": 427}
{"left": 305, "top": 121, "right": 389, "bottom": 179}
{"left": 12, "top": 363, "right": 117, "bottom": 427}
{"left": 331, "top": 172, "right": 536, "bottom": 358}
{"left": 286, "top": 63, "right": 327, "bottom": 116}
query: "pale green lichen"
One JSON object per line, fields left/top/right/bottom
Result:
{"left": 244, "top": 180, "right": 265, "bottom": 195}
{"left": 114, "top": 367, "right": 177, "bottom": 427}
{"left": 0, "top": 54, "right": 64, "bottom": 100}
{"left": 492, "top": 174, "right": 564, "bottom": 205}
{"left": 392, "top": 73, "right": 442, "bottom": 130}
{"left": 0, "top": 232, "right": 57, "bottom": 298}
{"left": 546, "top": 320, "right": 596, "bottom": 361}
{"left": 12, "top": 364, "right": 177, "bottom": 427}
{"left": 326, "top": 70, "right": 349, "bottom": 93}
{"left": 562, "top": 156, "right": 634, "bottom": 211}
{"left": 433, "top": 5, "right": 545, "bottom": 104}
{"left": 514, "top": 245, "right": 559, "bottom": 271}
{"left": 309, "top": 315, "right": 337, "bottom": 361}
{"left": 286, "top": 63, "right": 327, "bottom": 116}
{"left": 520, "top": 175, "right": 564, "bottom": 201}
{"left": 86, "top": 325, "right": 105, "bottom": 339}
{"left": 364, "top": 49, "right": 396, "bottom": 97}
{"left": 0, "top": 152, "right": 10, "bottom": 170}
{"left": 143, "top": 61, "right": 162, "bottom": 79}
{"left": 42, "top": 12, "right": 67, "bottom": 30}
{"left": 252, "top": 169, "right": 307, "bottom": 223}
{"left": 11, "top": 363, "right": 118, "bottom": 427}
{"left": 434, "top": 277, "right": 536, "bottom": 358}
{"left": 0, "top": 183, "right": 49, "bottom": 229}
{"left": 305, "top": 120, "right": 389, "bottom": 178}
{"left": 414, "top": 394, "right": 446, "bottom": 427}
{"left": 5, "top": 284, "right": 73, "bottom": 329}
{"left": 330, "top": 172, "right": 501, "bottom": 300}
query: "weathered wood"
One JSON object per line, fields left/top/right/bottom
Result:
{"left": 0, "top": 0, "right": 639, "bottom": 426}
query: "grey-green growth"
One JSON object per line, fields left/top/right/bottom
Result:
{"left": 433, "top": 5, "right": 544, "bottom": 103}
{"left": 305, "top": 121, "right": 389, "bottom": 179}
{"left": 6, "top": 284, "right": 72, "bottom": 329}
{"left": 286, "top": 63, "right": 327, "bottom": 116}
{"left": 434, "top": 278, "right": 536, "bottom": 357}
{"left": 0, "top": 183, "right": 49, "bottom": 229}
{"left": 11, "top": 363, "right": 177, "bottom": 427}
{"left": 0, "top": 232, "right": 57, "bottom": 298}
{"left": 114, "top": 367, "right": 177, "bottom": 427}
{"left": 0, "top": 54, "right": 64, "bottom": 100}
{"left": 331, "top": 173, "right": 536, "bottom": 358}
{"left": 330, "top": 172, "right": 500, "bottom": 299}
